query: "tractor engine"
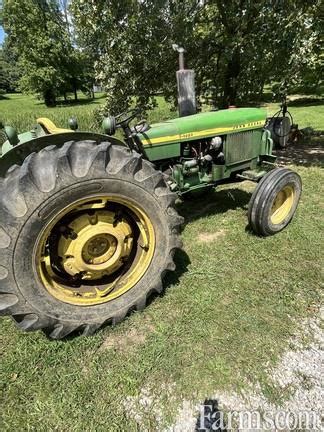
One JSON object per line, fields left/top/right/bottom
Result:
{"left": 181, "top": 135, "right": 224, "bottom": 168}
{"left": 136, "top": 107, "right": 274, "bottom": 194}
{"left": 170, "top": 136, "right": 225, "bottom": 191}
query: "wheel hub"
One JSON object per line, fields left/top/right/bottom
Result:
{"left": 36, "top": 196, "right": 155, "bottom": 306}
{"left": 270, "top": 185, "right": 294, "bottom": 225}
{"left": 83, "top": 234, "right": 116, "bottom": 262}
{"left": 58, "top": 210, "right": 133, "bottom": 280}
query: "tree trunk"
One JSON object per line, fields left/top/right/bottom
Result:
{"left": 258, "top": 81, "right": 265, "bottom": 101}
{"left": 222, "top": 49, "right": 241, "bottom": 108}
{"left": 74, "top": 85, "right": 78, "bottom": 101}
{"left": 44, "top": 88, "right": 56, "bottom": 107}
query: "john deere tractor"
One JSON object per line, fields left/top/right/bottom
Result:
{"left": 0, "top": 103, "right": 301, "bottom": 339}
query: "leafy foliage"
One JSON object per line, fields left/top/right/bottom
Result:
{"left": 0, "top": 51, "right": 14, "bottom": 93}
{"left": 70, "top": 0, "right": 200, "bottom": 114}
{"left": 193, "top": 0, "right": 324, "bottom": 105}
{"left": 2, "top": 0, "right": 95, "bottom": 106}
{"left": 71, "top": 0, "right": 323, "bottom": 114}
{"left": 2, "top": 0, "right": 322, "bottom": 110}
{"left": 0, "top": 36, "right": 20, "bottom": 93}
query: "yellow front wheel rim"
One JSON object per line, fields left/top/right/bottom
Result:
{"left": 35, "top": 196, "right": 155, "bottom": 306}
{"left": 270, "top": 185, "right": 295, "bottom": 225}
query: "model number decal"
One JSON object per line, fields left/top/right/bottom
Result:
{"left": 180, "top": 132, "right": 194, "bottom": 139}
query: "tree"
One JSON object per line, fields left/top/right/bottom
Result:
{"left": 2, "top": 0, "right": 94, "bottom": 106}
{"left": 71, "top": 0, "right": 322, "bottom": 113}
{"left": 284, "top": 0, "right": 324, "bottom": 95}
{"left": 70, "top": 0, "right": 200, "bottom": 114}
{"left": 192, "top": 0, "right": 323, "bottom": 105}
{"left": 0, "top": 55, "right": 8, "bottom": 93}
{"left": 0, "top": 38, "right": 20, "bottom": 93}
{"left": 1, "top": 38, "right": 20, "bottom": 93}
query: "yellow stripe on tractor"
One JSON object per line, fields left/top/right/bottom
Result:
{"left": 141, "top": 120, "right": 265, "bottom": 146}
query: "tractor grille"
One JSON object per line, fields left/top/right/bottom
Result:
{"left": 225, "top": 130, "right": 262, "bottom": 165}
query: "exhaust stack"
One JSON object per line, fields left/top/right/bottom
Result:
{"left": 173, "top": 44, "right": 197, "bottom": 117}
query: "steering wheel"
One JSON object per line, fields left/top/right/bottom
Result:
{"left": 115, "top": 108, "right": 141, "bottom": 127}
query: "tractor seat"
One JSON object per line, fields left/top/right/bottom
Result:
{"left": 37, "top": 118, "right": 72, "bottom": 135}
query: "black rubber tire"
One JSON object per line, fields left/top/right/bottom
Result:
{"left": 0, "top": 141, "right": 183, "bottom": 339}
{"left": 248, "top": 167, "right": 302, "bottom": 236}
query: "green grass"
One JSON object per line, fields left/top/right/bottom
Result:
{"left": 0, "top": 93, "right": 178, "bottom": 133}
{"left": 0, "top": 92, "right": 106, "bottom": 133}
{"left": 0, "top": 93, "right": 323, "bottom": 431}
{"left": 1, "top": 93, "right": 323, "bottom": 133}
{"left": 266, "top": 100, "right": 324, "bottom": 131}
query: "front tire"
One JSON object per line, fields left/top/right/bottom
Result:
{"left": 0, "top": 141, "right": 183, "bottom": 339}
{"left": 248, "top": 167, "right": 302, "bottom": 236}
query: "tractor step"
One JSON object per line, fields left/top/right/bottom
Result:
{"left": 237, "top": 169, "right": 268, "bottom": 182}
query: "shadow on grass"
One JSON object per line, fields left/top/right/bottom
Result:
{"left": 287, "top": 97, "right": 324, "bottom": 107}
{"left": 56, "top": 95, "right": 106, "bottom": 107}
{"left": 275, "top": 134, "right": 324, "bottom": 168}
{"left": 234, "top": 91, "right": 281, "bottom": 108}
{"left": 34, "top": 94, "right": 106, "bottom": 107}
{"left": 178, "top": 187, "right": 252, "bottom": 224}
{"left": 162, "top": 248, "right": 191, "bottom": 293}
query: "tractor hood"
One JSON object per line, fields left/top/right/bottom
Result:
{"left": 138, "top": 107, "right": 266, "bottom": 146}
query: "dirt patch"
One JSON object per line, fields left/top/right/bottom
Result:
{"left": 98, "top": 318, "right": 155, "bottom": 353}
{"left": 125, "top": 383, "right": 177, "bottom": 431}
{"left": 198, "top": 230, "right": 226, "bottom": 243}
{"left": 122, "top": 311, "right": 323, "bottom": 431}
{"left": 168, "top": 311, "right": 323, "bottom": 431}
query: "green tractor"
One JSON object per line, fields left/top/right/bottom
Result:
{"left": 0, "top": 103, "right": 301, "bottom": 339}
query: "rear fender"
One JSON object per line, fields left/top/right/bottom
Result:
{"left": 0, "top": 132, "right": 126, "bottom": 177}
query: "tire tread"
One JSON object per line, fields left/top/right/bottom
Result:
{"left": 0, "top": 141, "right": 182, "bottom": 339}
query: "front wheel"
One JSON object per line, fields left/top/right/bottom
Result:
{"left": 248, "top": 167, "right": 302, "bottom": 236}
{"left": 0, "top": 141, "right": 183, "bottom": 339}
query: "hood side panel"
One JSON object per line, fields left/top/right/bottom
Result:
{"left": 138, "top": 108, "right": 266, "bottom": 147}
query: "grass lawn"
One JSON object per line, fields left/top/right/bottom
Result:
{"left": 1, "top": 92, "right": 323, "bottom": 133}
{"left": 0, "top": 93, "right": 176, "bottom": 134}
{"left": 0, "top": 93, "right": 323, "bottom": 430}
{"left": 0, "top": 92, "right": 106, "bottom": 133}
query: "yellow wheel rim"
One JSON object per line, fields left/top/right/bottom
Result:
{"left": 35, "top": 196, "right": 155, "bottom": 306}
{"left": 270, "top": 185, "right": 295, "bottom": 225}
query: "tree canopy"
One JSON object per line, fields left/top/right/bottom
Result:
{"left": 2, "top": 0, "right": 95, "bottom": 106}
{"left": 71, "top": 0, "right": 323, "bottom": 113}
{"left": 2, "top": 0, "right": 323, "bottom": 109}
{"left": 0, "top": 43, "right": 19, "bottom": 93}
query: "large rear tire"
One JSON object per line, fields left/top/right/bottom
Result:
{"left": 0, "top": 141, "right": 183, "bottom": 339}
{"left": 248, "top": 167, "right": 301, "bottom": 236}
